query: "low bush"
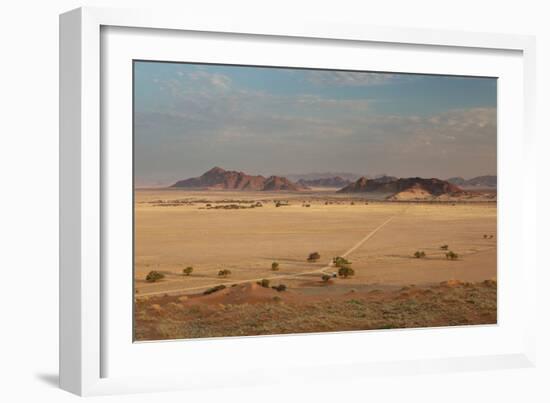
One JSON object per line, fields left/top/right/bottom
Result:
{"left": 440, "top": 245, "right": 449, "bottom": 250}
{"left": 183, "top": 266, "right": 193, "bottom": 276}
{"left": 145, "top": 271, "right": 165, "bottom": 282}
{"left": 272, "top": 284, "right": 287, "bottom": 292}
{"left": 413, "top": 251, "right": 426, "bottom": 258}
{"left": 321, "top": 274, "right": 331, "bottom": 282}
{"left": 307, "top": 252, "right": 321, "bottom": 262}
{"left": 218, "top": 269, "right": 232, "bottom": 277}
{"left": 271, "top": 262, "right": 279, "bottom": 271}
{"left": 203, "top": 285, "right": 226, "bottom": 295}
{"left": 333, "top": 256, "right": 351, "bottom": 267}
{"left": 446, "top": 251, "right": 459, "bottom": 260}
{"left": 338, "top": 266, "right": 355, "bottom": 278}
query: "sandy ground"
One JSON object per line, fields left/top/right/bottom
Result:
{"left": 134, "top": 189, "right": 496, "bottom": 296}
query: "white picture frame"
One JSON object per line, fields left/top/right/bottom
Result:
{"left": 59, "top": 6, "right": 537, "bottom": 396}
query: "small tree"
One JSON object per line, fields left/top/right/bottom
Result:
{"left": 446, "top": 251, "right": 459, "bottom": 260}
{"left": 183, "top": 266, "right": 193, "bottom": 276}
{"left": 145, "top": 270, "right": 164, "bottom": 282}
{"left": 440, "top": 245, "right": 449, "bottom": 250}
{"left": 271, "top": 262, "right": 280, "bottom": 271}
{"left": 307, "top": 252, "right": 321, "bottom": 262}
{"left": 413, "top": 251, "right": 426, "bottom": 259}
{"left": 218, "top": 269, "right": 232, "bottom": 277}
{"left": 333, "top": 256, "right": 351, "bottom": 267}
{"left": 321, "top": 274, "right": 331, "bottom": 282}
{"left": 338, "top": 266, "right": 355, "bottom": 278}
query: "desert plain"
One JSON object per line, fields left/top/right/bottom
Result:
{"left": 134, "top": 188, "right": 497, "bottom": 341}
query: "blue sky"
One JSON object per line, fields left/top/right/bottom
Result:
{"left": 134, "top": 61, "right": 497, "bottom": 186}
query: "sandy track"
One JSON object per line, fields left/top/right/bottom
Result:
{"left": 136, "top": 208, "right": 406, "bottom": 298}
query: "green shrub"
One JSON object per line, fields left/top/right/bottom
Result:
{"left": 333, "top": 256, "right": 351, "bottom": 267}
{"left": 338, "top": 266, "right": 355, "bottom": 278}
{"left": 218, "top": 269, "right": 232, "bottom": 277}
{"left": 183, "top": 266, "right": 193, "bottom": 276}
{"left": 203, "top": 285, "right": 226, "bottom": 295}
{"left": 307, "top": 252, "right": 321, "bottom": 262}
{"left": 413, "top": 251, "right": 426, "bottom": 258}
{"left": 271, "top": 262, "right": 279, "bottom": 271}
{"left": 145, "top": 271, "right": 164, "bottom": 282}
{"left": 321, "top": 274, "right": 331, "bottom": 282}
{"left": 446, "top": 251, "right": 459, "bottom": 260}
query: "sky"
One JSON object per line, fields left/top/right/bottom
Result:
{"left": 134, "top": 61, "right": 497, "bottom": 186}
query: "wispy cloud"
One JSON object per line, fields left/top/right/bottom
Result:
{"left": 134, "top": 63, "right": 496, "bottom": 181}
{"left": 306, "top": 71, "right": 397, "bottom": 87}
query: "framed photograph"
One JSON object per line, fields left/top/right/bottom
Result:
{"left": 60, "top": 7, "right": 537, "bottom": 396}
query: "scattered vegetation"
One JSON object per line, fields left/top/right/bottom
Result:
{"left": 203, "top": 284, "right": 226, "bottom": 295}
{"left": 183, "top": 266, "right": 194, "bottom": 276}
{"left": 145, "top": 271, "right": 165, "bottom": 282}
{"left": 321, "top": 274, "right": 331, "bottom": 282}
{"left": 440, "top": 244, "right": 449, "bottom": 250}
{"left": 271, "top": 262, "right": 280, "bottom": 271}
{"left": 307, "top": 252, "right": 321, "bottom": 262}
{"left": 413, "top": 251, "right": 426, "bottom": 258}
{"left": 218, "top": 269, "right": 232, "bottom": 277}
{"left": 338, "top": 266, "right": 355, "bottom": 278}
{"left": 446, "top": 251, "right": 459, "bottom": 260}
{"left": 271, "top": 284, "right": 287, "bottom": 292}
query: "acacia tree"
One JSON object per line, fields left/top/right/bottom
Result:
{"left": 338, "top": 266, "right": 355, "bottom": 278}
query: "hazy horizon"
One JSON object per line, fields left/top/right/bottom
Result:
{"left": 134, "top": 61, "right": 497, "bottom": 187}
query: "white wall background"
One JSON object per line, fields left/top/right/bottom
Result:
{"left": 0, "top": 1, "right": 548, "bottom": 402}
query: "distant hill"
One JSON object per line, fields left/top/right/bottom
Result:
{"left": 447, "top": 175, "right": 496, "bottom": 188}
{"left": 297, "top": 176, "right": 352, "bottom": 188}
{"left": 170, "top": 167, "right": 308, "bottom": 191}
{"left": 286, "top": 172, "right": 360, "bottom": 182}
{"left": 338, "top": 176, "right": 465, "bottom": 200}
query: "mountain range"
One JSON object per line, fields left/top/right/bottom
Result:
{"left": 338, "top": 176, "right": 465, "bottom": 199}
{"left": 171, "top": 167, "right": 308, "bottom": 191}
{"left": 447, "top": 175, "right": 497, "bottom": 188}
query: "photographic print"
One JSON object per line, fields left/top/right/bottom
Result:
{"left": 133, "top": 61, "right": 497, "bottom": 341}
